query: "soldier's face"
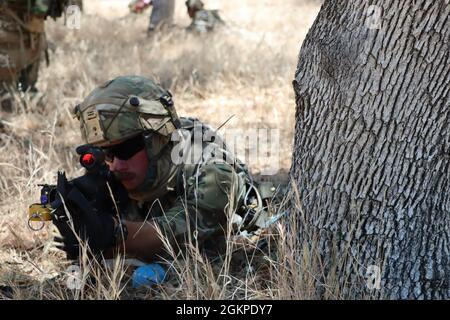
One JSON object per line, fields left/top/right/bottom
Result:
{"left": 107, "top": 149, "right": 149, "bottom": 190}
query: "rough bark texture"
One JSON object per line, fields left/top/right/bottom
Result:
{"left": 291, "top": 0, "right": 449, "bottom": 299}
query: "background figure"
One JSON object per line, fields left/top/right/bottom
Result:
{"left": 185, "top": 0, "right": 224, "bottom": 33}
{"left": 0, "top": 0, "right": 65, "bottom": 110}
{"left": 148, "top": 0, "right": 175, "bottom": 34}
{"left": 0, "top": 1, "right": 46, "bottom": 94}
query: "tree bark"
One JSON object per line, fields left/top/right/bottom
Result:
{"left": 291, "top": 0, "right": 449, "bottom": 299}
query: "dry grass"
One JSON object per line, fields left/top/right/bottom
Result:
{"left": 0, "top": 0, "right": 327, "bottom": 300}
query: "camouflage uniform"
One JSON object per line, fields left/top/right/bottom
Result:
{"left": 185, "top": 0, "right": 224, "bottom": 33}
{"left": 148, "top": 0, "right": 175, "bottom": 33}
{"left": 74, "top": 76, "right": 269, "bottom": 256}
{"left": 0, "top": 0, "right": 48, "bottom": 93}
{"left": 0, "top": 0, "right": 68, "bottom": 110}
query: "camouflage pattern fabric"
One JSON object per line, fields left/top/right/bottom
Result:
{"left": 148, "top": 0, "right": 175, "bottom": 32}
{"left": 0, "top": 0, "right": 47, "bottom": 91}
{"left": 187, "top": 9, "right": 224, "bottom": 33}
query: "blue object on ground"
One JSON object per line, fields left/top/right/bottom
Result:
{"left": 132, "top": 263, "right": 167, "bottom": 288}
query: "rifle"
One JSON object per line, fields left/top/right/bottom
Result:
{"left": 28, "top": 145, "right": 128, "bottom": 231}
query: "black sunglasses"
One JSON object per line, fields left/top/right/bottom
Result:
{"left": 103, "top": 135, "right": 145, "bottom": 161}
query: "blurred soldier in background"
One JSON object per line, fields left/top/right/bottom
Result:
{"left": 129, "top": 0, "right": 175, "bottom": 35}
{"left": 0, "top": 0, "right": 67, "bottom": 111}
{"left": 185, "top": 0, "right": 224, "bottom": 33}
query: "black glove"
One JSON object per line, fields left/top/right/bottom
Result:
{"left": 51, "top": 171, "right": 116, "bottom": 259}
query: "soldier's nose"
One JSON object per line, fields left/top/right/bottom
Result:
{"left": 110, "top": 157, "right": 129, "bottom": 171}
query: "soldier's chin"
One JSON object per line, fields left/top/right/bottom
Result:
{"left": 120, "top": 178, "right": 139, "bottom": 190}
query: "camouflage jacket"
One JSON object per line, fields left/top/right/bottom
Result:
{"left": 123, "top": 117, "right": 251, "bottom": 255}
{"left": 187, "top": 9, "right": 224, "bottom": 33}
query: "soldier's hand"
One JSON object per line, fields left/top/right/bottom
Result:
{"left": 51, "top": 172, "right": 116, "bottom": 259}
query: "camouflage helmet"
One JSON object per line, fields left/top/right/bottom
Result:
{"left": 74, "top": 75, "right": 180, "bottom": 147}
{"left": 185, "top": 0, "right": 204, "bottom": 10}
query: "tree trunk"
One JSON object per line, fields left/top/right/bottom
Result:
{"left": 291, "top": 0, "right": 449, "bottom": 299}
